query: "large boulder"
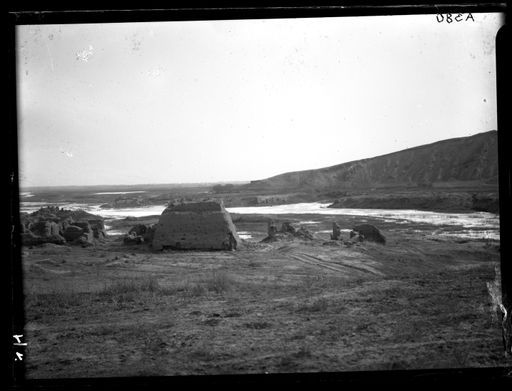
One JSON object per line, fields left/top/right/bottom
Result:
{"left": 62, "top": 225, "right": 85, "bottom": 242}
{"left": 352, "top": 224, "right": 386, "bottom": 244}
{"left": 152, "top": 200, "right": 240, "bottom": 251}
{"left": 280, "top": 222, "right": 296, "bottom": 234}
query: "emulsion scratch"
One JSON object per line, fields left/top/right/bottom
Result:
{"left": 44, "top": 40, "right": 55, "bottom": 72}
{"left": 76, "top": 45, "right": 94, "bottom": 62}
{"left": 146, "top": 67, "right": 162, "bottom": 78}
{"left": 487, "top": 265, "right": 502, "bottom": 323}
{"left": 60, "top": 148, "right": 74, "bottom": 158}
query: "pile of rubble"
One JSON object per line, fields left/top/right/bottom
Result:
{"left": 261, "top": 220, "right": 315, "bottom": 243}
{"left": 123, "top": 224, "right": 156, "bottom": 245}
{"left": 329, "top": 222, "right": 386, "bottom": 245}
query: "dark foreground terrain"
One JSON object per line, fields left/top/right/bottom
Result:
{"left": 21, "top": 213, "right": 508, "bottom": 378}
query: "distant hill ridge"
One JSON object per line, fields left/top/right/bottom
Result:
{"left": 246, "top": 130, "right": 498, "bottom": 191}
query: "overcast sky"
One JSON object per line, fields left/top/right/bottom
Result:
{"left": 16, "top": 13, "right": 503, "bottom": 187}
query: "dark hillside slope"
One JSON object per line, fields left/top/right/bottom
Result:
{"left": 245, "top": 130, "right": 498, "bottom": 192}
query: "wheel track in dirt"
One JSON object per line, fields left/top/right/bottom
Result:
{"left": 289, "top": 253, "right": 383, "bottom": 276}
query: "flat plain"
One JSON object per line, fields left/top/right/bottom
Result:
{"left": 22, "top": 212, "right": 507, "bottom": 378}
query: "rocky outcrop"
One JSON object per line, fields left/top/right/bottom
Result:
{"left": 152, "top": 200, "right": 240, "bottom": 251}
{"left": 351, "top": 224, "right": 386, "bottom": 244}
{"left": 123, "top": 232, "right": 144, "bottom": 244}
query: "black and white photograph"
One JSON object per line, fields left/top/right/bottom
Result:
{"left": 11, "top": 8, "right": 510, "bottom": 380}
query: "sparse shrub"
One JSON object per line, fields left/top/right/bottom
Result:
{"left": 97, "top": 276, "right": 161, "bottom": 305}
{"left": 295, "top": 344, "right": 313, "bottom": 359}
{"left": 26, "top": 290, "right": 86, "bottom": 311}
{"left": 386, "top": 360, "right": 409, "bottom": 370}
{"left": 101, "top": 276, "right": 160, "bottom": 296}
{"left": 277, "top": 344, "right": 313, "bottom": 368}
{"left": 452, "top": 346, "right": 470, "bottom": 367}
{"left": 162, "top": 271, "right": 235, "bottom": 297}
{"left": 202, "top": 271, "right": 235, "bottom": 294}
{"left": 301, "top": 275, "right": 321, "bottom": 296}
{"left": 297, "top": 297, "right": 329, "bottom": 312}
{"left": 165, "top": 279, "right": 207, "bottom": 297}
{"left": 244, "top": 321, "right": 271, "bottom": 330}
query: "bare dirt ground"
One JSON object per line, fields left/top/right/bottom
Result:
{"left": 21, "top": 220, "right": 508, "bottom": 378}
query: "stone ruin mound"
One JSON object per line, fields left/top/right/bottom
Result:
{"left": 152, "top": 200, "right": 240, "bottom": 251}
{"left": 20, "top": 206, "right": 107, "bottom": 247}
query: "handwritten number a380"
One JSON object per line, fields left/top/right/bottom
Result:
{"left": 436, "top": 13, "right": 475, "bottom": 23}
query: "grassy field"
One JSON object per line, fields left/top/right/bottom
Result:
{"left": 21, "top": 218, "right": 508, "bottom": 378}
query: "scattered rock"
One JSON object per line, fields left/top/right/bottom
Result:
{"left": 261, "top": 222, "right": 314, "bottom": 242}
{"left": 128, "top": 224, "right": 148, "bottom": 236}
{"left": 122, "top": 224, "right": 156, "bottom": 245}
{"left": 352, "top": 224, "right": 386, "bottom": 244}
{"left": 294, "top": 227, "right": 314, "bottom": 240}
{"left": 331, "top": 222, "right": 341, "bottom": 240}
{"left": 349, "top": 230, "right": 365, "bottom": 242}
{"left": 88, "top": 220, "right": 107, "bottom": 239}
{"left": 322, "top": 241, "right": 342, "bottom": 247}
{"left": 280, "top": 222, "right": 296, "bottom": 234}
{"left": 123, "top": 232, "right": 145, "bottom": 245}
{"left": 267, "top": 220, "right": 278, "bottom": 238}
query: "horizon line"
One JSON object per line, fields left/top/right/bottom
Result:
{"left": 19, "top": 129, "right": 496, "bottom": 190}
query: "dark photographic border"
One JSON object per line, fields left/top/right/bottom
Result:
{"left": 7, "top": 1, "right": 511, "bottom": 388}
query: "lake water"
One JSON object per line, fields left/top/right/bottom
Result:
{"left": 20, "top": 201, "right": 500, "bottom": 240}
{"left": 226, "top": 203, "right": 500, "bottom": 230}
